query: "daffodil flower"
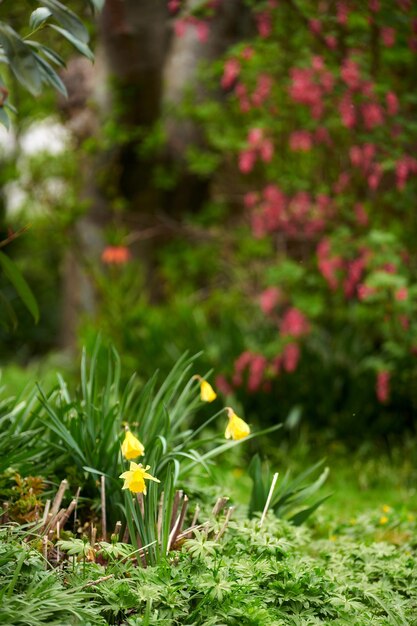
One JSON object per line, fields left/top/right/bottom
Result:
{"left": 225, "top": 407, "right": 250, "bottom": 440}
{"left": 121, "top": 429, "right": 145, "bottom": 460}
{"left": 193, "top": 375, "right": 217, "bottom": 402}
{"left": 119, "top": 462, "right": 160, "bottom": 494}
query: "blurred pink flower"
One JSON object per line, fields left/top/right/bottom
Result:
{"left": 362, "top": 102, "right": 384, "bottom": 129}
{"left": 248, "top": 354, "right": 267, "bottom": 392}
{"left": 281, "top": 308, "right": 310, "bottom": 337}
{"left": 339, "top": 93, "right": 356, "bottom": 128}
{"left": 289, "top": 130, "right": 312, "bottom": 152}
{"left": 367, "top": 163, "right": 383, "bottom": 190}
{"left": 355, "top": 203, "right": 369, "bottom": 226}
{"left": 194, "top": 19, "right": 209, "bottom": 42}
{"left": 386, "top": 91, "right": 399, "bottom": 115}
{"left": 325, "top": 35, "right": 337, "bottom": 49}
{"left": 215, "top": 375, "right": 233, "bottom": 396}
{"left": 168, "top": 0, "right": 181, "bottom": 14}
{"left": 381, "top": 27, "right": 396, "bottom": 47}
{"left": 395, "top": 287, "right": 408, "bottom": 301}
{"left": 244, "top": 191, "right": 259, "bottom": 208}
{"left": 221, "top": 58, "right": 240, "bottom": 89}
{"left": 256, "top": 11, "right": 272, "bottom": 37}
{"left": 283, "top": 343, "right": 300, "bottom": 373}
{"left": 333, "top": 171, "right": 350, "bottom": 194}
{"left": 259, "top": 287, "right": 281, "bottom": 314}
{"left": 248, "top": 127, "right": 264, "bottom": 147}
{"left": 252, "top": 73, "right": 273, "bottom": 106}
{"left": 260, "top": 139, "right": 274, "bottom": 162}
{"left": 174, "top": 18, "right": 187, "bottom": 37}
{"left": 239, "top": 149, "right": 256, "bottom": 173}
{"left": 357, "top": 284, "right": 373, "bottom": 300}
{"left": 336, "top": 1, "right": 349, "bottom": 24}
{"left": 376, "top": 370, "right": 390, "bottom": 404}
{"left": 309, "top": 19, "right": 322, "bottom": 34}
{"left": 241, "top": 46, "right": 254, "bottom": 60}
{"left": 350, "top": 145, "right": 363, "bottom": 167}
{"left": 344, "top": 257, "right": 366, "bottom": 298}
{"left": 341, "top": 59, "right": 361, "bottom": 90}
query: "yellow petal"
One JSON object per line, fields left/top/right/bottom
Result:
{"left": 200, "top": 379, "right": 217, "bottom": 403}
{"left": 225, "top": 408, "right": 250, "bottom": 440}
{"left": 121, "top": 430, "right": 145, "bottom": 460}
{"left": 119, "top": 463, "right": 159, "bottom": 494}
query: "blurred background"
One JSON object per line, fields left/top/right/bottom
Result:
{"left": 1, "top": 0, "right": 417, "bottom": 467}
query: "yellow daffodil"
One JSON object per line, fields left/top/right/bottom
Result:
{"left": 121, "top": 429, "right": 145, "bottom": 460}
{"left": 193, "top": 375, "right": 217, "bottom": 402}
{"left": 225, "top": 407, "right": 250, "bottom": 440}
{"left": 119, "top": 462, "right": 160, "bottom": 494}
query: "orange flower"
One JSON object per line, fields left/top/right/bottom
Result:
{"left": 101, "top": 245, "right": 131, "bottom": 265}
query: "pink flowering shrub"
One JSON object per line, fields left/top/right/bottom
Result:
{"left": 163, "top": 0, "right": 417, "bottom": 436}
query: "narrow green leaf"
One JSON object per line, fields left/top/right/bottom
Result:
{"left": 32, "top": 51, "right": 67, "bottom": 96}
{"left": 0, "top": 251, "right": 39, "bottom": 322}
{"left": 288, "top": 494, "right": 332, "bottom": 526}
{"left": 48, "top": 25, "right": 94, "bottom": 61}
{"left": 41, "top": 0, "right": 89, "bottom": 43}
{"left": 26, "top": 41, "right": 66, "bottom": 67}
{"left": 29, "top": 7, "right": 52, "bottom": 30}
{"left": 0, "top": 106, "right": 10, "bottom": 129}
{"left": 0, "top": 23, "right": 42, "bottom": 95}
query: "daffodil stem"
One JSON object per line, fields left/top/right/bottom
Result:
{"left": 259, "top": 472, "right": 279, "bottom": 528}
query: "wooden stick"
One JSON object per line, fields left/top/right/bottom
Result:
{"left": 41, "top": 499, "right": 51, "bottom": 528}
{"left": 112, "top": 521, "right": 122, "bottom": 540}
{"left": 167, "top": 514, "right": 181, "bottom": 554}
{"left": 176, "top": 521, "right": 210, "bottom": 543}
{"left": 170, "top": 490, "right": 182, "bottom": 531}
{"left": 50, "top": 480, "right": 68, "bottom": 519}
{"left": 259, "top": 472, "right": 279, "bottom": 528}
{"left": 60, "top": 498, "right": 77, "bottom": 530}
{"left": 91, "top": 526, "right": 97, "bottom": 548}
{"left": 212, "top": 497, "right": 229, "bottom": 516}
{"left": 191, "top": 504, "right": 200, "bottom": 527}
{"left": 170, "top": 495, "right": 189, "bottom": 550}
{"left": 157, "top": 492, "right": 164, "bottom": 542}
{"left": 215, "top": 506, "right": 235, "bottom": 541}
{"left": 42, "top": 535, "right": 48, "bottom": 566}
{"left": 80, "top": 574, "right": 114, "bottom": 589}
{"left": 100, "top": 475, "right": 107, "bottom": 541}
{"left": 56, "top": 521, "right": 60, "bottom": 565}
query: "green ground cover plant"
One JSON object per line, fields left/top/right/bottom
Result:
{"left": 1, "top": 509, "right": 416, "bottom": 626}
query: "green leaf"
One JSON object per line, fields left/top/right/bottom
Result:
{"left": 29, "top": 7, "right": 52, "bottom": 30}
{"left": 0, "top": 251, "right": 39, "bottom": 322}
{"left": 26, "top": 41, "right": 66, "bottom": 68}
{"left": 32, "top": 51, "right": 67, "bottom": 96}
{"left": 0, "top": 23, "right": 42, "bottom": 95}
{"left": 289, "top": 494, "right": 332, "bottom": 526}
{"left": 48, "top": 25, "right": 94, "bottom": 61}
{"left": 0, "top": 106, "right": 10, "bottom": 129}
{"left": 88, "top": 0, "right": 104, "bottom": 11}
{"left": 41, "top": 0, "right": 89, "bottom": 43}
